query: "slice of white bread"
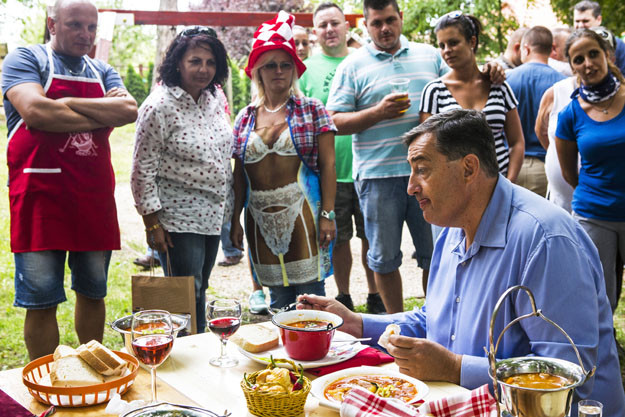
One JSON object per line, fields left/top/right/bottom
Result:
{"left": 76, "top": 340, "right": 126, "bottom": 376}
{"left": 230, "top": 323, "right": 279, "bottom": 353}
{"left": 53, "top": 344, "right": 78, "bottom": 361}
{"left": 49, "top": 354, "right": 104, "bottom": 387}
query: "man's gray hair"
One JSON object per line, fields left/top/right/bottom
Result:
{"left": 403, "top": 109, "right": 499, "bottom": 178}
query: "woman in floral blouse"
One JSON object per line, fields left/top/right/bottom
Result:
{"left": 230, "top": 12, "right": 337, "bottom": 309}
{"left": 131, "top": 28, "right": 232, "bottom": 333}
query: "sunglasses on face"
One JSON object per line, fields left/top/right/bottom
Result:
{"left": 261, "top": 61, "right": 294, "bottom": 71}
{"left": 181, "top": 26, "right": 217, "bottom": 38}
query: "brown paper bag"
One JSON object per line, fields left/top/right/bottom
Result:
{"left": 131, "top": 256, "right": 197, "bottom": 334}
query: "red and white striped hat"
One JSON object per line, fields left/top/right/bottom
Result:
{"left": 244, "top": 11, "right": 306, "bottom": 79}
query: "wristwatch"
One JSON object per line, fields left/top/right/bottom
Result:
{"left": 320, "top": 210, "right": 336, "bottom": 221}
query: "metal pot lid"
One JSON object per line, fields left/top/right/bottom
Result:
{"left": 122, "top": 402, "right": 230, "bottom": 417}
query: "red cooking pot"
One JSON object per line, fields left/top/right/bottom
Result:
{"left": 271, "top": 310, "right": 344, "bottom": 361}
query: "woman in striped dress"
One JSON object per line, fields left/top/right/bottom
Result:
{"left": 420, "top": 12, "right": 524, "bottom": 182}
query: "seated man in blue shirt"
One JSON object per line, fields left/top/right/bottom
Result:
{"left": 299, "top": 109, "right": 625, "bottom": 417}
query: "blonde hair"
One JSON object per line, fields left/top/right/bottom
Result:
{"left": 250, "top": 51, "right": 301, "bottom": 107}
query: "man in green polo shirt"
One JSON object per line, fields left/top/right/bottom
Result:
{"left": 299, "top": 2, "right": 385, "bottom": 314}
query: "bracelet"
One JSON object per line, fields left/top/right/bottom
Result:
{"left": 145, "top": 223, "right": 161, "bottom": 232}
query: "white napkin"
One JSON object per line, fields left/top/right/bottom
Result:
{"left": 104, "top": 393, "right": 148, "bottom": 416}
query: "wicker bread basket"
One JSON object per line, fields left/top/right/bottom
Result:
{"left": 22, "top": 351, "right": 139, "bottom": 407}
{"left": 240, "top": 358, "right": 311, "bottom": 417}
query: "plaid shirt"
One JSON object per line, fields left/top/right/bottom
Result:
{"left": 232, "top": 95, "right": 336, "bottom": 173}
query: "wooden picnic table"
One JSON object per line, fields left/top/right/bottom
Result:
{"left": 0, "top": 328, "right": 469, "bottom": 416}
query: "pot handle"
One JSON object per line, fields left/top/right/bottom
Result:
{"left": 486, "top": 285, "right": 596, "bottom": 415}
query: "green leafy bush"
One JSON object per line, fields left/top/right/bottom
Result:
{"left": 124, "top": 64, "right": 148, "bottom": 107}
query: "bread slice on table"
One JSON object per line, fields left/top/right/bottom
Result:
{"left": 230, "top": 323, "right": 279, "bottom": 353}
{"left": 76, "top": 340, "right": 127, "bottom": 376}
{"left": 50, "top": 354, "right": 104, "bottom": 387}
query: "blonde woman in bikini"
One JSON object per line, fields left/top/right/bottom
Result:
{"left": 231, "top": 12, "right": 337, "bottom": 309}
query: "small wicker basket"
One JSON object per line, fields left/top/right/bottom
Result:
{"left": 240, "top": 358, "right": 311, "bottom": 417}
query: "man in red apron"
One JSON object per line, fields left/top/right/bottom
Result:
{"left": 1, "top": 0, "right": 137, "bottom": 359}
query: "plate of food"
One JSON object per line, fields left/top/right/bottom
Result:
{"left": 310, "top": 366, "right": 429, "bottom": 411}
{"left": 232, "top": 323, "right": 366, "bottom": 369}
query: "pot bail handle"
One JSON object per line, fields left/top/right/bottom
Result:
{"left": 486, "top": 285, "right": 596, "bottom": 416}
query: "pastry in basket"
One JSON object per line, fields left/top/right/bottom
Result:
{"left": 230, "top": 323, "right": 279, "bottom": 353}
{"left": 240, "top": 357, "right": 311, "bottom": 417}
{"left": 39, "top": 341, "right": 128, "bottom": 387}
{"left": 377, "top": 324, "right": 400, "bottom": 350}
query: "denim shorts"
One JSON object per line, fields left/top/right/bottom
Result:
{"left": 335, "top": 182, "right": 366, "bottom": 244}
{"left": 355, "top": 176, "right": 433, "bottom": 273}
{"left": 14, "top": 250, "right": 111, "bottom": 309}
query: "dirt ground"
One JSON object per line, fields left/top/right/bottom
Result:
{"left": 116, "top": 183, "right": 426, "bottom": 311}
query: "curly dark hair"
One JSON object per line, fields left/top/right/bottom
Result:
{"left": 158, "top": 31, "right": 229, "bottom": 94}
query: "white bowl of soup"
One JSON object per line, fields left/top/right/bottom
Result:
{"left": 271, "top": 310, "right": 343, "bottom": 361}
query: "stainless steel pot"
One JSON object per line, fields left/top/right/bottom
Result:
{"left": 487, "top": 286, "right": 595, "bottom": 417}
{"left": 110, "top": 313, "right": 190, "bottom": 353}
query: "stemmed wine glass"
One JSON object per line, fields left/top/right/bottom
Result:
{"left": 207, "top": 299, "right": 242, "bottom": 367}
{"left": 131, "top": 310, "right": 174, "bottom": 403}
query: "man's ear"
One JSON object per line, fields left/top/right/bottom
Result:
{"left": 462, "top": 154, "right": 480, "bottom": 182}
{"left": 47, "top": 16, "right": 56, "bottom": 35}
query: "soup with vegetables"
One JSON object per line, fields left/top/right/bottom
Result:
{"left": 324, "top": 375, "right": 418, "bottom": 403}
{"left": 504, "top": 372, "right": 573, "bottom": 389}
{"left": 285, "top": 320, "right": 331, "bottom": 330}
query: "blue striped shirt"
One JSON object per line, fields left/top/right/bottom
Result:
{"left": 326, "top": 36, "right": 447, "bottom": 179}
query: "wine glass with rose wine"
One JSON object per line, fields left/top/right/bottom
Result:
{"left": 131, "top": 310, "right": 174, "bottom": 403}
{"left": 207, "top": 299, "right": 242, "bottom": 367}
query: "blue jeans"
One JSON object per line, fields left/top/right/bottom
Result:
{"left": 220, "top": 221, "right": 243, "bottom": 258}
{"left": 14, "top": 250, "right": 111, "bottom": 309}
{"left": 268, "top": 280, "right": 326, "bottom": 309}
{"left": 355, "top": 176, "right": 433, "bottom": 273}
{"left": 159, "top": 233, "right": 220, "bottom": 333}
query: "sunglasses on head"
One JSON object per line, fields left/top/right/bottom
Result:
{"left": 444, "top": 10, "right": 463, "bottom": 19}
{"left": 181, "top": 26, "right": 217, "bottom": 38}
{"left": 261, "top": 61, "right": 294, "bottom": 71}
{"left": 591, "top": 27, "right": 615, "bottom": 50}
{"left": 431, "top": 10, "right": 464, "bottom": 28}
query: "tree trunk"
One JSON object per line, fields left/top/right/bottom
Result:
{"left": 152, "top": 0, "right": 178, "bottom": 90}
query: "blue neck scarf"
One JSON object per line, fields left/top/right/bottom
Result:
{"left": 572, "top": 72, "right": 621, "bottom": 103}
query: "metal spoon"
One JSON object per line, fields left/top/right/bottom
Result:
{"left": 332, "top": 337, "right": 372, "bottom": 344}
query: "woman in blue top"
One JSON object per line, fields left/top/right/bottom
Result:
{"left": 556, "top": 29, "right": 625, "bottom": 313}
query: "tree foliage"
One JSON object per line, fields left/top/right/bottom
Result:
{"left": 550, "top": 0, "right": 625, "bottom": 36}
{"left": 189, "top": 0, "right": 311, "bottom": 63}
{"left": 124, "top": 64, "right": 149, "bottom": 107}
{"left": 401, "top": 0, "right": 519, "bottom": 61}
{"left": 16, "top": 0, "right": 46, "bottom": 46}
{"left": 229, "top": 58, "right": 250, "bottom": 117}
